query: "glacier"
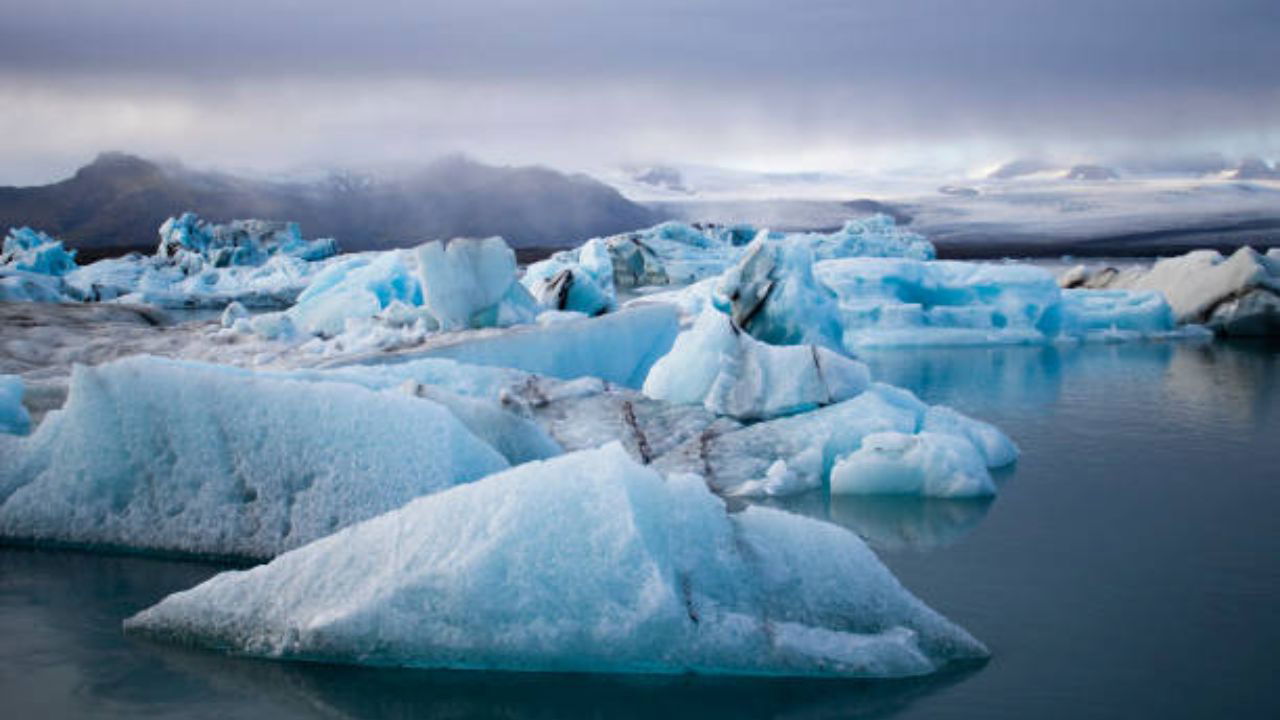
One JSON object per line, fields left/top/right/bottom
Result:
{"left": 124, "top": 443, "right": 987, "bottom": 678}
{"left": 0, "top": 356, "right": 509, "bottom": 560}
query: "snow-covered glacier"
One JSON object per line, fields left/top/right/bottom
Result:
{"left": 124, "top": 443, "right": 987, "bottom": 678}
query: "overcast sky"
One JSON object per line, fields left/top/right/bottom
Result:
{"left": 0, "top": 0, "right": 1276, "bottom": 184}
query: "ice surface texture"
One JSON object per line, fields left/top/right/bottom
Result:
{"left": 644, "top": 307, "right": 870, "bottom": 420}
{"left": 522, "top": 238, "right": 617, "bottom": 315}
{"left": 157, "top": 213, "right": 338, "bottom": 270}
{"left": 830, "top": 432, "right": 995, "bottom": 497}
{"left": 1, "top": 227, "right": 77, "bottom": 276}
{"left": 417, "top": 237, "right": 539, "bottom": 330}
{"left": 0, "top": 374, "right": 31, "bottom": 435}
{"left": 649, "top": 383, "right": 1017, "bottom": 498}
{"left": 0, "top": 356, "right": 508, "bottom": 560}
{"left": 335, "top": 304, "right": 681, "bottom": 389}
{"left": 1062, "top": 247, "right": 1280, "bottom": 335}
{"left": 817, "top": 257, "right": 1180, "bottom": 348}
{"left": 125, "top": 443, "right": 987, "bottom": 678}
{"left": 1130, "top": 248, "right": 1280, "bottom": 335}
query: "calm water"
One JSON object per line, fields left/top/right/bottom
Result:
{"left": 2, "top": 339, "right": 1278, "bottom": 719}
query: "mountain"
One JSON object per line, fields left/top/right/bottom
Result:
{"left": 0, "top": 153, "right": 660, "bottom": 253}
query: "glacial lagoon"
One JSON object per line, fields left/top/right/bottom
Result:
{"left": 2, "top": 338, "right": 1277, "bottom": 719}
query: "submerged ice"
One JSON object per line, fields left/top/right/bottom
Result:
{"left": 125, "top": 443, "right": 987, "bottom": 678}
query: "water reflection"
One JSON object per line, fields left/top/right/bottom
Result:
{"left": 826, "top": 496, "right": 995, "bottom": 552}
{"left": 149, "top": 642, "right": 983, "bottom": 720}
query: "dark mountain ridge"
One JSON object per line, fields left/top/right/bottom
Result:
{"left": 0, "top": 153, "right": 661, "bottom": 254}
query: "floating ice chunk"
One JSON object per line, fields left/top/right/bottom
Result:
{"left": 0, "top": 356, "right": 508, "bottom": 560}
{"left": 921, "top": 405, "right": 1019, "bottom": 468}
{"left": 794, "top": 216, "right": 935, "bottom": 262}
{"left": 522, "top": 238, "right": 616, "bottom": 315}
{"left": 220, "top": 301, "right": 250, "bottom": 328}
{"left": 125, "top": 443, "right": 986, "bottom": 678}
{"left": 817, "top": 258, "right": 1060, "bottom": 349}
{"left": 0, "top": 269, "right": 78, "bottom": 303}
{"left": 643, "top": 307, "right": 869, "bottom": 420}
{"left": 157, "top": 212, "right": 337, "bottom": 270}
{"left": 283, "top": 252, "right": 421, "bottom": 336}
{"left": 714, "top": 234, "right": 844, "bottom": 350}
{"left": 0, "top": 375, "right": 31, "bottom": 435}
{"left": 1059, "top": 289, "right": 1176, "bottom": 337}
{"left": 333, "top": 304, "right": 680, "bottom": 389}
{"left": 1, "top": 227, "right": 77, "bottom": 276}
{"left": 830, "top": 432, "right": 995, "bottom": 498}
{"left": 726, "top": 456, "right": 820, "bottom": 498}
{"left": 417, "top": 237, "right": 538, "bottom": 330}
{"left": 652, "top": 384, "right": 925, "bottom": 496}
{"left": 1127, "top": 247, "right": 1280, "bottom": 334}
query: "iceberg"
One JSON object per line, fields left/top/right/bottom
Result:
{"left": 0, "top": 356, "right": 508, "bottom": 559}
{"left": 643, "top": 307, "right": 870, "bottom": 420}
{"left": 817, "top": 257, "right": 1182, "bottom": 349}
{"left": 789, "top": 216, "right": 935, "bottom": 262}
{"left": 417, "top": 237, "right": 539, "bottom": 330}
{"left": 0, "top": 374, "right": 31, "bottom": 435}
{"left": 1127, "top": 248, "right": 1279, "bottom": 335}
{"left": 1, "top": 227, "right": 77, "bottom": 276}
{"left": 280, "top": 251, "right": 423, "bottom": 337}
{"left": 125, "top": 443, "right": 987, "bottom": 678}
{"left": 556, "top": 216, "right": 930, "bottom": 294}
{"left": 0, "top": 268, "right": 79, "bottom": 303}
{"left": 829, "top": 432, "right": 996, "bottom": 498}
{"left": 521, "top": 238, "right": 616, "bottom": 315}
{"left": 921, "top": 405, "right": 1019, "bottom": 468}
{"left": 157, "top": 213, "right": 338, "bottom": 270}
{"left": 1061, "top": 247, "right": 1280, "bottom": 335}
{"left": 651, "top": 383, "right": 1016, "bottom": 497}
{"left": 714, "top": 234, "right": 844, "bottom": 350}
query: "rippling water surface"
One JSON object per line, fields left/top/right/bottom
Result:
{"left": 3, "top": 339, "right": 1278, "bottom": 719}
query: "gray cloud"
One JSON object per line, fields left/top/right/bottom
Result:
{"left": 0, "top": 0, "right": 1276, "bottom": 184}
